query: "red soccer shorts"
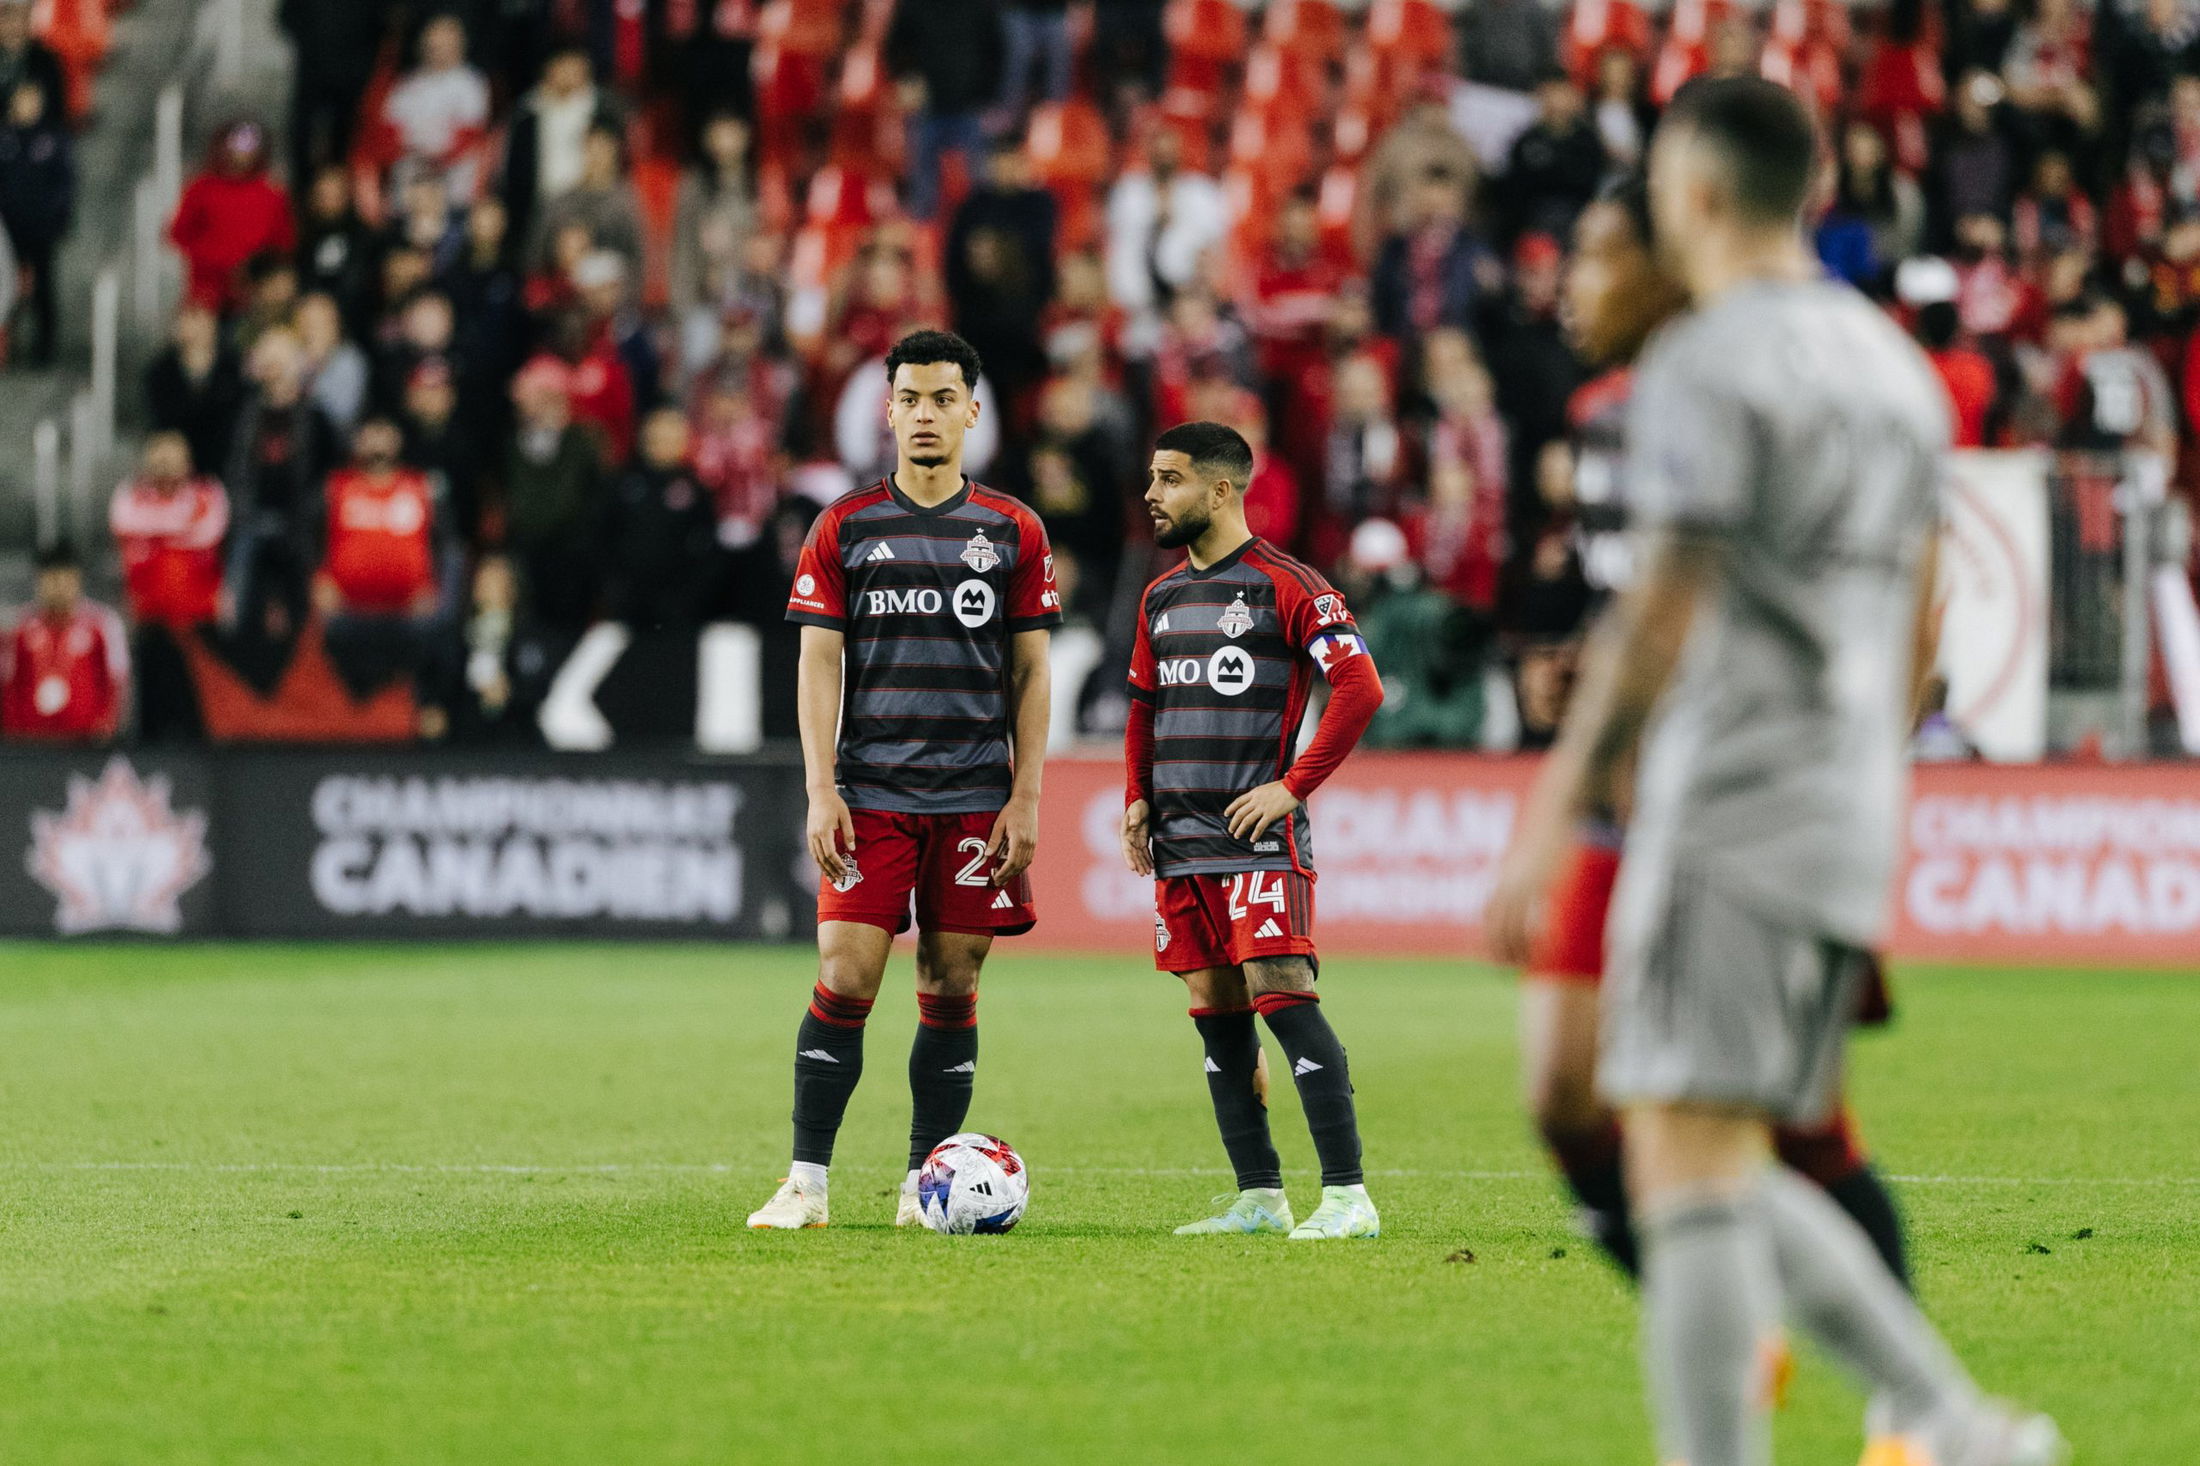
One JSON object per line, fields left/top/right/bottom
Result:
{"left": 1153, "top": 870, "right": 1317, "bottom": 973}
{"left": 1525, "top": 835, "right": 1624, "bottom": 985}
{"left": 817, "top": 807, "right": 1036, "bottom": 937}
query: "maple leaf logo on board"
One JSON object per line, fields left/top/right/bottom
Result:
{"left": 26, "top": 759, "right": 210, "bottom": 934}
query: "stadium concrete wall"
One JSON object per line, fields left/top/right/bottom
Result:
{"left": 2, "top": 750, "right": 2197, "bottom": 964}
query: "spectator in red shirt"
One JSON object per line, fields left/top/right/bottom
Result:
{"left": 1250, "top": 187, "right": 1349, "bottom": 390}
{"left": 1914, "top": 301, "right": 2000, "bottom": 449}
{"left": 2, "top": 543, "right": 127, "bottom": 743}
{"left": 169, "top": 120, "right": 296, "bottom": 317}
{"left": 110, "top": 432, "right": 230, "bottom": 630}
{"left": 316, "top": 417, "right": 450, "bottom": 621}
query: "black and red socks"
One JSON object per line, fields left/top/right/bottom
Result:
{"left": 1544, "top": 1119, "right": 1640, "bottom": 1277}
{"left": 907, "top": 991, "right": 978, "bottom": 1170}
{"left": 792, "top": 982, "right": 872, "bottom": 1167}
{"left": 1191, "top": 1006, "right": 1284, "bottom": 1191}
{"left": 1252, "top": 990, "right": 1364, "bottom": 1187}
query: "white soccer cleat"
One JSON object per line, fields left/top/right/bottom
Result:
{"left": 1861, "top": 1405, "right": 2070, "bottom": 1466}
{"left": 894, "top": 1175, "right": 923, "bottom": 1228}
{"left": 746, "top": 1176, "right": 828, "bottom": 1230}
{"left": 1287, "top": 1183, "right": 1380, "bottom": 1239}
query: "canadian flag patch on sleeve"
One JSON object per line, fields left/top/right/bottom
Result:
{"left": 1312, "top": 632, "right": 1367, "bottom": 673}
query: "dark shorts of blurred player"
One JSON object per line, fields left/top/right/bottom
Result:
{"left": 1152, "top": 870, "right": 1316, "bottom": 973}
{"left": 817, "top": 808, "right": 1037, "bottom": 937}
{"left": 1519, "top": 825, "right": 1904, "bottom": 1284}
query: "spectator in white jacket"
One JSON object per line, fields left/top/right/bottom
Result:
{"left": 1103, "top": 127, "right": 1228, "bottom": 323}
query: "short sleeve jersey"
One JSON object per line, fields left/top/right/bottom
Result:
{"left": 1129, "top": 538, "right": 1371, "bottom": 878}
{"left": 786, "top": 477, "right": 1061, "bottom": 814}
{"left": 1618, "top": 279, "right": 1948, "bottom": 943}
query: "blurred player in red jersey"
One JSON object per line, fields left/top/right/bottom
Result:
{"left": 2, "top": 542, "right": 127, "bottom": 742}
{"left": 749, "top": 330, "right": 1061, "bottom": 1231}
{"left": 1489, "top": 178, "right": 1913, "bottom": 1295}
{"left": 1123, "top": 422, "right": 1386, "bottom": 1239}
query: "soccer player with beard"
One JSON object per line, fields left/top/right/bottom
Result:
{"left": 1491, "top": 81, "right": 2062, "bottom": 1466}
{"left": 1505, "top": 177, "right": 1915, "bottom": 1307}
{"left": 748, "top": 330, "right": 1061, "bottom": 1230}
{"left": 1122, "top": 422, "right": 1386, "bottom": 1239}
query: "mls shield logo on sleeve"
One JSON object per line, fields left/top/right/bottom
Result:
{"left": 1216, "top": 594, "right": 1254, "bottom": 639}
{"left": 961, "top": 530, "right": 1000, "bottom": 573}
{"left": 26, "top": 758, "right": 211, "bottom": 934}
{"left": 1313, "top": 594, "right": 1346, "bottom": 626}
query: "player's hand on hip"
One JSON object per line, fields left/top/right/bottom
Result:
{"left": 807, "top": 788, "right": 856, "bottom": 886}
{"left": 1121, "top": 799, "right": 1153, "bottom": 877}
{"left": 1485, "top": 819, "right": 1565, "bottom": 966}
{"left": 1224, "top": 781, "right": 1300, "bottom": 845}
{"left": 986, "top": 795, "right": 1039, "bottom": 887}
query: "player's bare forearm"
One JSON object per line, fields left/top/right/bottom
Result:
{"left": 987, "top": 630, "right": 1052, "bottom": 885}
{"left": 1907, "top": 533, "right": 1943, "bottom": 731}
{"left": 796, "top": 626, "right": 854, "bottom": 883}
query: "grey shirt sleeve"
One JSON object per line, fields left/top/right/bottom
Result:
{"left": 1626, "top": 332, "right": 1758, "bottom": 533}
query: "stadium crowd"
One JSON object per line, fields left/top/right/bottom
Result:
{"left": 0, "top": 0, "right": 2193, "bottom": 747}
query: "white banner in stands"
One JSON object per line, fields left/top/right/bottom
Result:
{"left": 1938, "top": 451, "right": 2050, "bottom": 762}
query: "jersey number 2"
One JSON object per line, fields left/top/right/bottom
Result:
{"left": 954, "top": 837, "right": 992, "bottom": 887}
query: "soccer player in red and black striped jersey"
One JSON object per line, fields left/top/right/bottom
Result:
{"left": 748, "top": 331, "right": 1061, "bottom": 1231}
{"left": 1121, "top": 422, "right": 1386, "bottom": 1239}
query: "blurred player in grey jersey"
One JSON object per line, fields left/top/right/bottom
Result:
{"left": 1489, "top": 79, "right": 2064, "bottom": 1466}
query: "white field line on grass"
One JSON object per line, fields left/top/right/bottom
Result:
{"left": 3, "top": 1161, "right": 2198, "bottom": 1187}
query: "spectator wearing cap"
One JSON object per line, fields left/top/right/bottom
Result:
{"left": 146, "top": 301, "right": 245, "bottom": 483}
{"left": 0, "top": 79, "right": 69, "bottom": 367}
{"left": 2, "top": 542, "right": 127, "bottom": 743}
{"left": 169, "top": 121, "right": 296, "bottom": 316}
{"left": 297, "top": 291, "right": 371, "bottom": 433}
{"left": 383, "top": 13, "right": 491, "bottom": 204}
{"left": 670, "top": 111, "right": 759, "bottom": 324}
{"left": 525, "top": 120, "right": 644, "bottom": 280}
{"left": 226, "top": 329, "right": 342, "bottom": 639}
{"left": 504, "top": 354, "right": 610, "bottom": 634}
{"left": 110, "top": 432, "right": 228, "bottom": 741}
{"left": 1372, "top": 167, "right": 1499, "bottom": 349}
{"left": 606, "top": 407, "right": 720, "bottom": 632}
{"left": 1499, "top": 69, "right": 1606, "bottom": 246}
{"left": 1103, "top": 126, "right": 1229, "bottom": 325}
{"left": 886, "top": 0, "right": 1005, "bottom": 221}
{"left": 398, "top": 356, "right": 481, "bottom": 543}
{"left": 0, "top": 1, "right": 65, "bottom": 127}
{"left": 504, "top": 44, "right": 620, "bottom": 251}
{"left": 278, "top": 0, "right": 392, "bottom": 188}
{"left": 296, "top": 166, "right": 378, "bottom": 335}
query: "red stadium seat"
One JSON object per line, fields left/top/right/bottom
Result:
{"left": 1315, "top": 162, "right": 1358, "bottom": 259}
{"left": 1262, "top": 0, "right": 1347, "bottom": 65}
{"left": 1563, "top": 0, "right": 1653, "bottom": 87}
{"left": 757, "top": 0, "right": 845, "bottom": 58}
{"left": 1366, "top": 0, "right": 1452, "bottom": 70}
{"left": 1026, "top": 99, "right": 1113, "bottom": 250}
{"left": 1760, "top": 35, "right": 1843, "bottom": 113}
{"left": 1164, "top": 0, "right": 1248, "bottom": 99}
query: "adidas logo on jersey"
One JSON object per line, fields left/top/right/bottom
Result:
{"left": 1293, "top": 1056, "right": 1322, "bottom": 1076}
{"left": 864, "top": 542, "right": 897, "bottom": 562}
{"left": 944, "top": 1060, "right": 976, "bottom": 1073}
{"left": 1254, "top": 918, "right": 1285, "bottom": 939}
{"left": 1154, "top": 613, "right": 1171, "bottom": 633}
{"left": 1203, "top": 1057, "right": 1220, "bottom": 1073}
{"left": 798, "top": 1048, "right": 839, "bottom": 1063}
{"left": 991, "top": 890, "right": 1015, "bottom": 910}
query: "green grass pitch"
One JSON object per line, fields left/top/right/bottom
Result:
{"left": 0, "top": 943, "right": 2193, "bottom": 1464}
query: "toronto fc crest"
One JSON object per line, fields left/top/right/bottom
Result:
{"left": 961, "top": 530, "right": 1000, "bottom": 574}
{"left": 1217, "top": 593, "right": 1254, "bottom": 639}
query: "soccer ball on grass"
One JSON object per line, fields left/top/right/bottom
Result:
{"left": 915, "top": 1132, "right": 1028, "bottom": 1234}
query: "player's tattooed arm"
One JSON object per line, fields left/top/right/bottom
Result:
{"left": 1485, "top": 529, "right": 1726, "bottom": 963}
{"left": 988, "top": 628, "right": 1053, "bottom": 887}
{"left": 797, "top": 625, "right": 856, "bottom": 886}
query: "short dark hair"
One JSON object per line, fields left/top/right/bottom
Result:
{"left": 35, "top": 540, "right": 78, "bottom": 573}
{"left": 1662, "top": 76, "right": 1818, "bottom": 228}
{"left": 1914, "top": 300, "right": 1960, "bottom": 351}
{"left": 884, "top": 329, "right": 983, "bottom": 391}
{"left": 1154, "top": 421, "right": 1254, "bottom": 489}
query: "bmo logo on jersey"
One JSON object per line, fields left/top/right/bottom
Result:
{"left": 861, "top": 578, "right": 996, "bottom": 628}
{"left": 1153, "top": 648, "right": 1256, "bottom": 696}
